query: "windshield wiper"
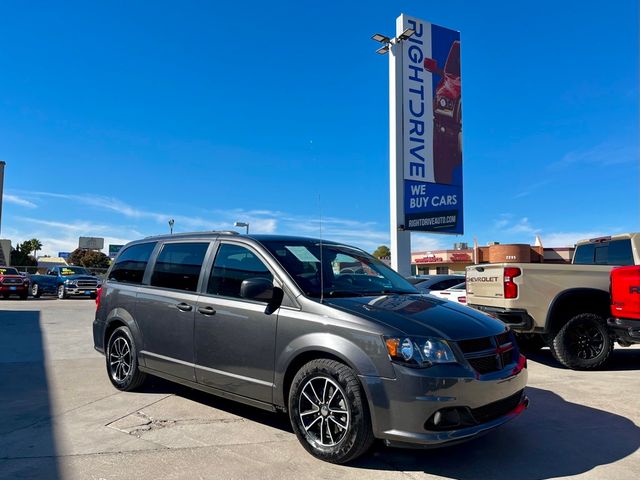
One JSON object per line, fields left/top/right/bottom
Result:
{"left": 324, "top": 290, "right": 369, "bottom": 298}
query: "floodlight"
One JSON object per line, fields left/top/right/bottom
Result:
{"left": 371, "top": 33, "right": 391, "bottom": 43}
{"left": 398, "top": 28, "right": 415, "bottom": 40}
{"left": 376, "top": 44, "right": 390, "bottom": 55}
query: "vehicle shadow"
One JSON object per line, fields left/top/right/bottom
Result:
{"left": 139, "top": 376, "right": 293, "bottom": 433}
{"left": 0, "top": 310, "right": 61, "bottom": 479}
{"left": 527, "top": 347, "right": 640, "bottom": 371}
{"left": 354, "top": 386, "right": 640, "bottom": 479}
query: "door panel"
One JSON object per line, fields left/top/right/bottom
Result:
{"left": 137, "top": 288, "right": 198, "bottom": 380}
{"left": 195, "top": 296, "right": 277, "bottom": 402}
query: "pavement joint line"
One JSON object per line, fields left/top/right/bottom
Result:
{"left": 0, "top": 438, "right": 298, "bottom": 461}
{"left": 102, "top": 393, "right": 175, "bottom": 428}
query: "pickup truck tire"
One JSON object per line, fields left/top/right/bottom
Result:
{"left": 57, "top": 285, "right": 68, "bottom": 299}
{"left": 31, "top": 283, "right": 41, "bottom": 298}
{"left": 551, "top": 313, "right": 613, "bottom": 370}
{"left": 514, "top": 333, "right": 546, "bottom": 353}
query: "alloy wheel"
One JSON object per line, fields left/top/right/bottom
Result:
{"left": 109, "top": 336, "right": 132, "bottom": 383}
{"left": 298, "top": 376, "right": 350, "bottom": 447}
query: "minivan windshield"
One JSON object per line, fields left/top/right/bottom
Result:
{"left": 260, "top": 240, "right": 418, "bottom": 299}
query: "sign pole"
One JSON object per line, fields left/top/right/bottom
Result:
{"left": 389, "top": 35, "right": 412, "bottom": 276}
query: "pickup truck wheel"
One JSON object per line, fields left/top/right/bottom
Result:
{"left": 31, "top": 283, "right": 41, "bottom": 298}
{"left": 551, "top": 313, "right": 613, "bottom": 370}
{"left": 514, "top": 333, "right": 546, "bottom": 353}
{"left": 57, "top": 284, "right": 68, "bottom": 299}
{"left": 106, "top": 326, "right": 147, "bottom": 391}
{"left": 288, "top": 359, "right": 374, "bottom": 464}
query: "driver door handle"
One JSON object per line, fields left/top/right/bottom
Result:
{"left": 176, "top": 302, "right": 193, "bottom": 312}
{"left": 197, "top": 306, "right": 216, "bottom": 316}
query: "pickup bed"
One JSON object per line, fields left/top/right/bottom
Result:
{"left": 466, "top": 233, "right": 639, "bottom": 370}
{"left": 30, "top": 266, "right": 101, "bottom": 299}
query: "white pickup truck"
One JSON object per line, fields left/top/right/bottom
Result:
{"left": 466, "top": 233, "right": 639, "bottom": 370}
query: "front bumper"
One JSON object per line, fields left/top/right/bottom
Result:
{"left": 0, "top": 285, "right": 28, "bottom": 293}
{"left": 65, "top": 286, "right": 98, "bottom": 296}
{"left": 359, "top": 358, "right": 528, "bottom": 447}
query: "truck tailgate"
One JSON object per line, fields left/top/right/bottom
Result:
{"left": 466, "top": 265, "right": 505, "bottom": 299}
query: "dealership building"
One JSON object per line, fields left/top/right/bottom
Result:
{"left": 411, "top": 241, "right": 575, "bottom": 275}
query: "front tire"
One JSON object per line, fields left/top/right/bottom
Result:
{"left": 106, "top": 326, "right": 147, "bottom": 391}
{"left": 57, "top": 284, "right": 67, "bottom": 299}
{"left": 31, "top": 283, "right": 41, "bottom": 298}
{"left": 288, "top": 359, "right": 374, "bottom": 464}
{"left": 551, "top": 313, "right": 613, "bottom": 370}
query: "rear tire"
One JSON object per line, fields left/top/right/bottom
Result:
{"left": 551, "top": 313, "right": 613, "bottom": 370}
{"left": 288, "top": 359, "right": 374, "bottom": 464}
{"left": 106, "top": 326, "right": 147, "bottom": 391}
{"left": 19, "top": 291, "right": 28, "bottom": 300}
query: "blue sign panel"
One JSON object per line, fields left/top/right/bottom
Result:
{"left": 58, "top": 252, "right": 70, "bottom": 259}
{"left": 401, "top": 16, "right": 462, "bottom": 234}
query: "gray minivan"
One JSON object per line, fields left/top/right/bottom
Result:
{"left": 93, "top": 232, "right": 528, "bottom": 463}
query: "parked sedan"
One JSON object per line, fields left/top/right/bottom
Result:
{"left": 406, "top": 274, "right": 464, "bottom": 294}
{"left": 430, "top": 282, "right": 467, "bottom": 305}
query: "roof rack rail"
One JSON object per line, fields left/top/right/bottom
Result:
{"left": 144, "top": 230, "right": 241, "bottom": 239}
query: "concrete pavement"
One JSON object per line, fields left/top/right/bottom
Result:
{"left": 1, "top": 299, "right": 639, "bottom": 479}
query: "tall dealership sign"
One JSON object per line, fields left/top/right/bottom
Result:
{"left": 387, "top": 14, "right": 462, "bottom": 274}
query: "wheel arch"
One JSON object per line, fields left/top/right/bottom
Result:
{"left": 104, "top": 307, "right": 144, "bottom": 358}
{"left": 546, "top": 288, "right": 610, "bottom": 334}
{"left": 274, "top": 333, "right": 384, "bottom": 409}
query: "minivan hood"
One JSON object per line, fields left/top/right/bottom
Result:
{"left": 324, "top": 294, "right": 506, "bottom": 340}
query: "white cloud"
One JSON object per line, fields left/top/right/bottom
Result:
{"left": 552, "top": 143, "right": 636, "bottom": 170}
{"left": 539, "top": 231, "right": 607, "bottom": 248}
{"left": 4, "top": 194, "right": 36, "bottom": 208}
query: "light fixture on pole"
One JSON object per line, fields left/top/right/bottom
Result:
{"left": 370, "top": 28, "right": 415, "bottom": 55}
{"left": 168, "top": 219, "right": 175, "bottom": 235}
{"left": 234, "top": 221, "right": 249, "bottom": 234}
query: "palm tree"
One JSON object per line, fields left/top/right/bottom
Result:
{"left": 28, "top": 238, "right": 43, "bottom": 260}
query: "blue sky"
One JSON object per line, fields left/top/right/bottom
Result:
{"left": 1, "top": 0, "right": 638, "bottom": 257}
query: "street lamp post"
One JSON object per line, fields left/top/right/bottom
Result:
{"left": 234, "top": 221, "right": 249, "bottom": 235}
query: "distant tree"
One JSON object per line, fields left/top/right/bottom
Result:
{"left": 10, "top": 242, "right": 37, "bottom": 267}
{"left": 372, "top": 245, "right": 391, "bottom": 259}
{"left": 68, "top": 249, "right": 111, "bottom": 269}
{"left": 27, "top": 238, "right": 43, "bottom": 258}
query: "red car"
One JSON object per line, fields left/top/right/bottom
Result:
{"left": 0, "top": 266, "right": 29, "bottom": 299}
{"left": 609, "top": 266, "right": 640, "bottom": 345}
{"left": 424, "top": 40, "right": 462, "bottom": 185}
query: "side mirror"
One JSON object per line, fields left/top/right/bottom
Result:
{"left": 240, "top": 277, "right": 275, "bottom": 301}
{"left": 240, "top": 278, "right": 285, "bottom": 315}
{"left": 424, "top": 58, "right": 438, "bottom": 72}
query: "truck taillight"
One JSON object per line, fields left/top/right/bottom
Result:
{"left": 504, "top": 267, "right": 521, "bottom": 299}
{"left": 96, "top": 287, "right": 102, "bottom": 309}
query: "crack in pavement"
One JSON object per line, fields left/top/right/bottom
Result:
{"left": 107, "top": 410, "right": 245, "bottom": 437}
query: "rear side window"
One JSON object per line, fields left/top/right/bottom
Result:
{"left": 109, "top": 242, "right": 157, "bottom": 284}
{"left": 574, "top": 240, "right": 634, "bottom": 266}
{"left": 150, "top": 242, "right": 209, "bottom": 292}
{"left": 207, "top": 243, "right": 273, "bottom": 299}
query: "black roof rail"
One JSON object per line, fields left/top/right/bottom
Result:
{"left": 144, "top": 230, "right": 241, "bottom": 239}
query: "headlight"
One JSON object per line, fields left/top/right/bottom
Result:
{"left": 385, "top": 336, "right": 457, "bottom": 367}
{"left": 436, "top": 95, "right": 453, "bottom": 110}
{"left": 64, "top": 279, "right": 76, "bottom": 285}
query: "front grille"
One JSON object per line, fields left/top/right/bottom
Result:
{"left": 457, "top": 331, "right": 518, "bottom": 375}
{"left": 471, "top": 390, "right": 524, "bottom": 424}
{"left": 77, "top": 280, "right": 98, "bottom": 288}
{"left": 1, "top": 278, "right": 22, "bottom": 285}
